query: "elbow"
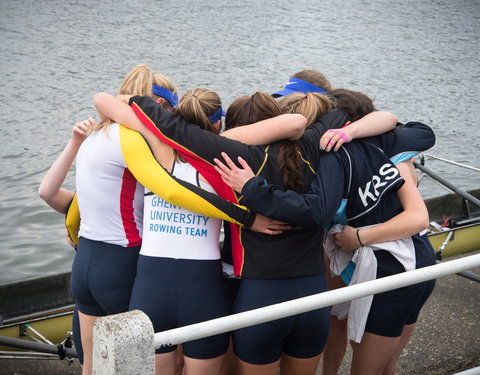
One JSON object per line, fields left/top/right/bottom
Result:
{"left": 421, "top": 214, "right": 430, "bottom": 231}
{"left": 38, "top": 185, "right": 51, "bottom": 203}
{"left": 416, "top": 212, "right": 430, "bottom": 232}
{"left": 289, "top": 114, "right": 308, "bottom": 140}
{"left": 386, "top": 112, "right": 398, "bottom": 128}
{"left": 93, "top": 92, "right": 108, "bottom": 108}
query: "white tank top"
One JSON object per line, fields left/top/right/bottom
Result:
{"left": 76, "top": 123, "right": 143, "bottom": 247}
{"left": 141, "top": 161, "right": 221, "bottom": 260}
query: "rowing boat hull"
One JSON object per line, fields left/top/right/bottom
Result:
{"left": 425, "top": 188, "right": 480, "bottom": 257}
{"left": 428, "top": 223, "right": 480, "bottom": 257}
{"left": 0, "top": 309, "right": 73, "bottom": 351}
{"left": 0, "top": 273, "right": 74, "bottom": 352}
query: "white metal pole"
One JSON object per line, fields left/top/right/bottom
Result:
{"left": 155, "top": 253, "right": 480, "bottom": 349}
{"left": 453, "top": 366, "right": 480, "bottom": 375}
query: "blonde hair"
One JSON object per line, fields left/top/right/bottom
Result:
{"left": 92, "top": 64, "right": 177, "bottom": 133}
{"left": 176, "top": 88, "right": 222, "bottom": 134}
{"left": 278, "top": 92, "right": 334, "bottom": 126}
{"left": 173, "top": 88, "right": 223, "bottom": 162}
{"left": 292, "top": 69, "right": 333, "bottom": 92}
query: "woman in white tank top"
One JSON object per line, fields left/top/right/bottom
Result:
{"left": 39, "top": 64, "right": 179, "bottom": 375}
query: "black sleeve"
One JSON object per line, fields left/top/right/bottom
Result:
{"left": 300, "top": 110, "right": 350, "bottom": 169}
{"left": 129, "top": 95, "right": 257, "bottom": 164}
{"left": 240, "top": 152, "right": 346, "bottom": 228}
{"left": 372, "top": 122, "right": 436, "bottom": 158}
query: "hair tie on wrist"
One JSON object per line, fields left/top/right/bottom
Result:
{"left": 329, "top": 129, "right": 350, "bottom": 143}
{"left": 356, "top": 229, "right": 365, "bottom": 247}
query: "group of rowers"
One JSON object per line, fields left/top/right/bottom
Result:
{"left": 38, "top": 65, "right": 436, "bottom": 375}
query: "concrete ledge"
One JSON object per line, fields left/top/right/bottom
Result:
{"left": 92, "top": 310, "right": 154, "bottom": 375}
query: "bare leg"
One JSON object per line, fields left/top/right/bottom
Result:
{"left": 78, "top": 311, "right": 98, "bottom": 375}
{"left": 220, "top": 338, "right": 239, "bottom": 375}
{"left": 237, "top": 358, "right": 280, "bottom": 375}
{"left": 382, "top": 324, "right": 415, "bottom": 375}
{"left": 322, "top": 257, "right": 348, "bottom": 375}
{"left": 176, "top": 345, "right": 185, "bottom": 375}
{"left": 350, "top": 332, "right": 401, "bottom": 375}
{"left": 322, "top": 316, "right": 348, "bottom": 375}
{"left": 183, "top": 354, "right": 226, "bottom": 375}
{"left": 155, "top": 351, "right": 178, "bottom": 375}
{"left": 280, "top": 353, "right": 322, "bottom": 375}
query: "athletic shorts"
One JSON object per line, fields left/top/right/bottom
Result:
{"left": 365, "top": 250, "right": 435, "bottom": 337}
{"left": 233, "top": 274, "right": 329, "bottom": 365}
{"left": 70, "top": 237, "right": 140, "bottom": 316}
{"left": 129, "top": 256, "right": 230, "bottom": 359}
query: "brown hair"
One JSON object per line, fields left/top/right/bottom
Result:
{"left": 276, "top": 92, "right": 334, "bottom": 189}
{"left": 225, "top": 92, "right": 282, "bottom": 130}
{"left": 291, "top": 69, "right": 333, "bottom": 92}
{"left": 225, "top": 92, "right": 306, "bottom": 191}
{"left": 327, "top": 88, "right": 376, "bottom": 122}
{"left": 278, "top": 92, "right": 334, "bottom": 126}
{"left": 172, "top": 88, "right": 223, "bottom": 162}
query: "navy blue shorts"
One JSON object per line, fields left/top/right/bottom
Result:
{"left": 365, "top": 249, "right": 435, "bottom": 337}
{"left": 233, "top": 275, "right": 329, "bottom": 365}
{"left": 70, "top": 237, "right": 140, "bottom": 316}
{"left": 129, "top": 256, "right": 230, "bottom": 359}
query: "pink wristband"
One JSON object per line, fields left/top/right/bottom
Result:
{"left": 329, "top": 129, "right": 350, "bottom": 143}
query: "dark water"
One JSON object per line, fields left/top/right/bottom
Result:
{"left": 0, "top": 0, "right": 479, "bottom": 285}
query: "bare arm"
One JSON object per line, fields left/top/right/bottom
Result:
{"left": 38, "top": 118, "right": 95, "bottom": 214}
{"left": 221, "top": 114, "right": 307, "bottom": 144}
{"left": 320, "top": 111, "right": 398, "bottom": 151}
{"left": 333, "top": 160, "right": 429, "bottom": 250}
{"left": 96, "top": 92, "right": 308, "bottom": 147}
{"left": 93, "top": 93, "right": 175, "bottom": 169}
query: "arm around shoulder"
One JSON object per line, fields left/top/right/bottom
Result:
{"left": 344, "top": 111, "right": 398, "bottom": 140}
{"left": 221, "top": 114, "right": 307, "bottom": 145}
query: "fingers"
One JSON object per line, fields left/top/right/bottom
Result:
{"left": 237, "top": 156, "right": 253, "bottom": 172}
{"left": 74, "top": 118, "right": 96, "bottom": 133}
{"left": 213, "top": 158, "right": 229, "bottom": 174}
{"left": 213, "top": 164, "right": 230, "bottom": 183}
{"left": 261, "top": 228, "right": 284, "bottom": 235}
{"left": 320, "top": 130, "right": 345, "bottom": 152}
{"left": 220, "top": 152, "right": 238, "bottom": 170}
{"left": 268, "top": 223, "right": 291, "bottom": 231}
{"left": 320, "top": 131, "right": 337, "bottom": 151}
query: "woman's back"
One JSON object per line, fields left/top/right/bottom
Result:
{"left": 129, "top": 95, "right": 352, "bottom": 278}
{"left": 141, "top": 160, "right": 222, "bottom": 260}
{"left": 76, "top": 123, "right": 143, "bottom": 246}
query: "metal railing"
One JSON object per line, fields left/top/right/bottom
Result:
{"left": 154, "top": 253, "right": 480, "bottom": 348}
{"left": 92, "top": 253, "right": 480, "bottom": 374}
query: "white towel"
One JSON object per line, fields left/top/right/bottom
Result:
{"left": 325, "top": 224, "right": 416, "bottom": 343}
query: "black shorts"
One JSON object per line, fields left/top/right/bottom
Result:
{"left": 129, "top": 256, "right": 230, "bottom": 359}
{"left": 233, "top": 275, "right": 329, "bottom": 364}
{"left": 70, "top": 237, "right": 139, "bottom": 316}
{"left": 364, "top": 249, "right": 435, "bottom": 337}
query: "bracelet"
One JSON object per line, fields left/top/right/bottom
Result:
{"left": 356, "top": 229, "right": 365, "bottom": 247}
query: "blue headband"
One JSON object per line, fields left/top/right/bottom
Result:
{"left": 152, "top": 84, "right": 179, "bottom": 108}
{"left": 272, "top": 78, "right": 327, "bottom": 97}
{"left": 208, "top": 106, "right": 225, "bottom": 124}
